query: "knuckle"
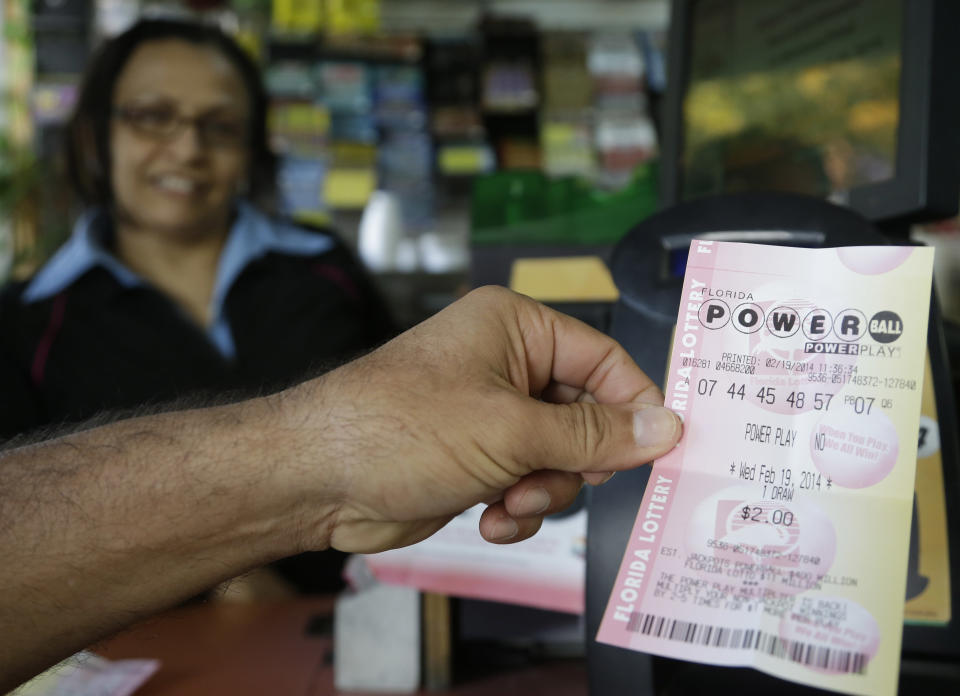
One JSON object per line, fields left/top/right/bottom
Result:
{"left": 565, "top": 402, "right": 607, "bottom": 458}
{"left": 468, "top": 284, "right": 514, "bottom": 305}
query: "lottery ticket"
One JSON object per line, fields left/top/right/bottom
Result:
{"left": 597, "top": 241, "right": 935, "bottom": 696}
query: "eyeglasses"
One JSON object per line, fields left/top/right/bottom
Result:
{"left": 113, "top": 103, "right": 248, "bottom": 149}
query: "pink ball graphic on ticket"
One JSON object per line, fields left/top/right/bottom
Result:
{"left": 836, "top": 247, "right": 913, "bottom": 275}
{"left": 779, "top": 597, "right": 880, "bottom": 674}
{"left": 684, "top": 485, "right": 836, "bottom": 597}
{"left": 810, "top": 407, "right": 899, "bottom": 488}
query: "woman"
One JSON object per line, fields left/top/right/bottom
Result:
{"left": 0, "top": 19, "right": 395, "bottom": 592}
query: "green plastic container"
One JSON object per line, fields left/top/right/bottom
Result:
{"left": 470, "top": 163, "right": 659, "bottom": 247}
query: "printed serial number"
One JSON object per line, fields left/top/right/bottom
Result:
{"left": 848, "top": 375, "right": 917, "bottom": 390}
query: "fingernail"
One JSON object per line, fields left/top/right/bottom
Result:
{"left": 490, "top": 517, "right": 519, "bottom": 541}
{"left": 585, "top": 472, "right": 615, "bottom": 486}
{"left": 515, "top": 487, "right": 551, "bottom": 517}
{"left": 633, "top": 407, "right": 680, "bottom": 447}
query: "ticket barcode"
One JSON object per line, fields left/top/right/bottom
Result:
{"left": 626, "top": 612, "right": 867, "bottom": 675}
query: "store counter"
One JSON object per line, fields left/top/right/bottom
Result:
{"left": 95, "top": 597, "right": 586, "bottom": 696}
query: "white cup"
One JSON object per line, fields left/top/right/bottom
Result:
{"left": 358, "top": 191, "right": 405, "bottom": 272}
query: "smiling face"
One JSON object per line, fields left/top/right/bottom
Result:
{"left": 110, "top": 39, "right": 250, "bottom": 240}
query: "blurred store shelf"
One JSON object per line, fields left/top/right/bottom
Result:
{"left": 380, "top": 0, "right": 669, "bottom": 34}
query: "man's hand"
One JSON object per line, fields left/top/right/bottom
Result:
{"left": 280, "top": 286, "right": 681, "bottom": 553}
{"left": 0, "top": 286, "right": 679, "bottom": 691}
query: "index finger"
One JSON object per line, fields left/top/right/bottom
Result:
{"left": 517, "top": 299, "right": 664, "bottom": 406}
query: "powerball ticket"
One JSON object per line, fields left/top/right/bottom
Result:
{"left": 597, "top": 241, "right": 934, "bottom": 696}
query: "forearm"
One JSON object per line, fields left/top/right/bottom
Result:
{"left": 0, "top": 387, "right": 338, "bottom": 691}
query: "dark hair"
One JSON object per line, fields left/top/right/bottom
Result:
{"left": 66, "top": 18, "right": 276, "bottom": 209}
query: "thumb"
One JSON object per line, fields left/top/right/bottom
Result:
{"left": 527, "top": 400, "right": 682, "bottom": 474}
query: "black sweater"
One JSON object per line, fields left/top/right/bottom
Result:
{"left": 0, "top": 234, "right": 395, "bottom": 592}
{"left": 0, "top": 238, "right": 394, "bottom": 440}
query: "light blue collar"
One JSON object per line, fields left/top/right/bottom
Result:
{"left": 23, "top": 201, "right": 335, "bottom": 359}
{"left": 23, "top": 208, "right": 141, "bottom": 301}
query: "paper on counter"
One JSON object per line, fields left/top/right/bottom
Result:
{"left": 365, "top": 504, "right": 586, "bottom": 614}
{"left": 509, "top": 256, "right": 620, "bottom": 303}
{"left": 11, "top": 651, "right": 158, "bottom": 696}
